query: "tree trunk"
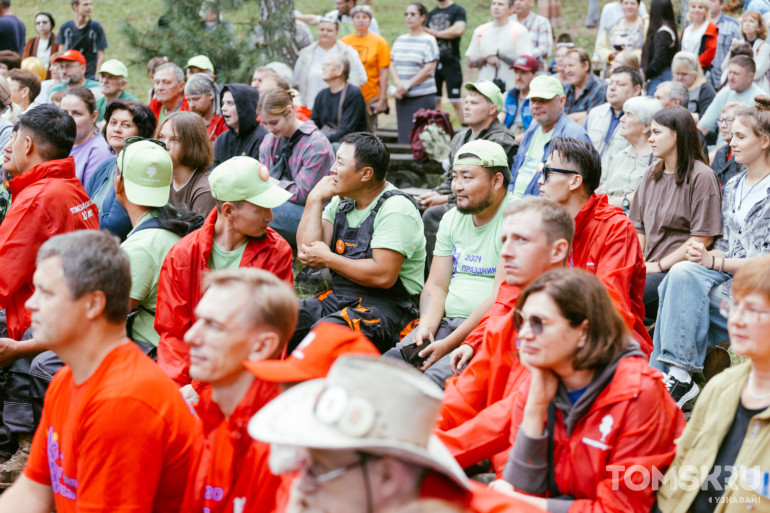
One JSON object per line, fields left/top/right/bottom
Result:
{"left": 259, "top": 0, "right": 300, "bottom": 66}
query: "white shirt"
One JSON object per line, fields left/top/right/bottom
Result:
{"left": 465, "top": 19, "right": 533, "bottom": 91}
{"left": 734, "top": 172, "right": 770, "bottom": 224}
{"left": 681, "top": 21, "right": 709, "bottom": 56}
{"left": 305, "top": 45, "right": 337, "bottom": 109}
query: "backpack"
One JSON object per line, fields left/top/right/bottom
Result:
{"left": 409, "top": 109, "right": 453, "bottom": 162}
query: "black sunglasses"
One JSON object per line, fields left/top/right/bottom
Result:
{"left": 119, "top": 136, "right": 167, "bottom": 176}
{"left": 542, "top": 164, "right": 580, "bottom": 182}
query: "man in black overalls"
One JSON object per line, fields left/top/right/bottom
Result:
{"left": 294, "top": 132, "right": 427, "bottom": 353}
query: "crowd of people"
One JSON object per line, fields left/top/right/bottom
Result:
{"left": 0, "top": 0, "right": 768, "bottom": 511}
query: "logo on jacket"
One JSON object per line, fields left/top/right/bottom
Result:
{"left": 580, "top": 414, "right": 615, "bottom": 451}
{"left": 336, "top": 239, "right": 345, "bottom": 254}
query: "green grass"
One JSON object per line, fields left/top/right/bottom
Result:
{"left": 13, "top": 0, "right": 683, "bottom": 102}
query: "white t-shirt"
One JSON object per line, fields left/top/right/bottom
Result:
{"left": 734, "top": 172, "right": 770, "bottom": 224}
{"left": 465, "top": 20, "right": 533, "bottom": 91}
{"left": 681, "top": 21, "right": 708, "bottom": 56}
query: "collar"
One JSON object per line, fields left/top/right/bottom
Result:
{"left": 196, "top": 377, "right": 280, "bottom": 435}
{"left": 609, "top": 105, "right": 623, "bottom": 119}
{"left": 8, "top": 157, "right": 77, "bottom": 197}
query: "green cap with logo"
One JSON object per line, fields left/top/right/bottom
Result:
{"left": 464, "top": 81, "right": 503, "bottom": 113}
{"left": 186, "top": 55, "right": 214, "bottom": 73}
{"left": 527, "top": 75, "right": 564, "bottom": 100}
{"left": 118, "top": 140, "right": 173, "bottom": 208}
{"left": 98, "top": 59, "right": 128, "bottom": 78}
{"left": 453, "top": 140, "right": 510, "bottom": 169}
{"left": 209, "top": 156, "right": 292, "bottom": 209}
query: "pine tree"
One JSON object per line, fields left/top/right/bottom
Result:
{"left": 122, "top": 0, "right": 299, "bottom": 83}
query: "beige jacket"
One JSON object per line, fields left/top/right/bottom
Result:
{"left": 657, "top": 362, "right": 770, "bottom": 513}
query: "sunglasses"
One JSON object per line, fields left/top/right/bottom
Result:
{"left": 542, "top": 164, "right": 580, "bottom": 182}
{"left": 513, "top": 309, "right": 566, "bottom": 335}
{"left": 119, "top": 136, "right": 167, "bottom": 176}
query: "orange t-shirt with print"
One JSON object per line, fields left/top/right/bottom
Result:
{"left": 341, "top": 32, "right": 391, "bottom": 101}
{"left": 24, "top": 342, "right": 198, "bottom": 513}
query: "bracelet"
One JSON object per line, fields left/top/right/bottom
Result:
{"left": 710, "top": 255, "right": 715, "bottom": 270}
{"left": 719, "top": 257, "right": 725, "bottom": 273}
{"left": 656, "top": 258, "right": 664, "bottom": 273}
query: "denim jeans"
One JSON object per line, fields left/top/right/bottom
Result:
{"left": 650, "top": 261, "right": 730, "bottom": 374}
{"left": 269, "top": 201, "right": 305, "bottom": 249}
{"left": 586, "top": 0, "right": 600, "bottom": 26}
{"left": 646, "top": 68, "right": 672, "bottom": 96}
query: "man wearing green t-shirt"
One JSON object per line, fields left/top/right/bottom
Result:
{"left": 384, "top": 140, "right": 513, "bottom": 388}
{"left": 295, "top": 132, "right": 426, "bottom": 353}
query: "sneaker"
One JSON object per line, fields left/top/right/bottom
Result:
{"left": 0, "top": 434, "right": 32, "bottom": 487}
{"left": 665, "top": 374, "right": 700, "bottom": 409}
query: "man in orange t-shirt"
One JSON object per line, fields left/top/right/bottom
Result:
{"left": 0, "top": 231, "right": 196, "bottom": 513}
{"left": 341, "top": 5, "right": 391, "bottom": 132}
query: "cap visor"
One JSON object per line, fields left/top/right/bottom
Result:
{"left": 124, "top": 182, "right": 170, "bottom": 208}
{"left": 527, "top": 91, "right": 557, "bottom": 100}
{"left": 243, "top": 359, "right": 319, "bottom": 383}
{"left": 246, "top": 180, "right": 293, "bottom": 208}
{"left": 248, "top": 380, "right": 471, "bottom": 491}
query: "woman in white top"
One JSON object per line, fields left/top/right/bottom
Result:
{"left": 21, "top": 13, "right": 59, "bottom": 78}
{"left": 596, "top": 0, "right": 648, "bottom": 75}
{"left": 679, "top": 0, "right": 718, "bottom": 72}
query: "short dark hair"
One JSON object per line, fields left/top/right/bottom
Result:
{"left": 610, "top": 65, "right": 643, "bottom": 88}
{"left": 7, "top": 69, "right": 41, "bottom": 101}
{"left": 455, "top": 153, "right": 511, "bottom": 188}
{"left": 650, "top": 106, "right": 706, "bottom": 185}
{"left": 18, "top": 104, "right": 76, "bottom": 161}
{"left": 62, "top": 85, "right": 96, "bottom": 114}
{"left": 730, "top": 54, "right": 757, "bottom": 75}
{"left": 516, "top": 268, "right": 629, "bottom": 371}
{"left": 102, "top": 100, "right": 157, "bottom": 147}
{"left": 0, "top": 50, "right": 20, "bottom": 71}
{"left": 340, "top": 132, "right": 390, "bottom": 181}
{"left": 35, "top": 12, "right": 56, "bottom": 30}
{"left": 549, "top": 137, "right": 601, "bottom": 195}
{"left": 37, "top": 231, "right": 132, "bottom": 324}
{"left": 0, "top": 1, "right": 10, "bottom": 10}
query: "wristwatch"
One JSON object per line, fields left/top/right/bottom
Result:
{"left": 622, "top": 197, "right": 631, "bottom": 211}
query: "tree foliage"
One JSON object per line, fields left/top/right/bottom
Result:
{"left": 122, "top": 0, "right": 299, "bottom": 83}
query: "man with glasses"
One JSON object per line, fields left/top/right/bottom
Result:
{"left": 509, "top": 75, "right": 590, "bottom": 198}
{"left": 384, "top": 140, "right": 513, "bottom": 388}
{"left": 179, "top": 268, "right": 298, "bottom": 513}
{"left": 94, "top": 59, "right": 138, "bottom": 121}
{"left": 248, "top": 355, "right": 541, "bottom": 513}
{"left": 45, "top": 50, "right": 102, "bottom": 103}
{"left": 154, "top": 157, "right": 294, "bottom": 389}
{"left": 0, "top": 104, "right": 98, "bottom": 481}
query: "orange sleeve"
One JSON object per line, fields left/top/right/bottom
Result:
{"left": 699, "top": 28, "right": 718, "bottom": 68}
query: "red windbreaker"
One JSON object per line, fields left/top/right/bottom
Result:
{"left": 437, "top": 194, "right": 651, "bottom": 471}
{"left": 155, "top": 209, "right": 293, "bottom": 388}
{"left": 0, "top": 158, "right": 98, "bottom": 339}
{"left": 420, "top": 472, "right": 546, "bottom": 513}
{"left": 507, "top": 356, "right": 685, "bottom": 513}
{"left": 182, "top": 377, "right": 288, "bottom": 513}
{"left": 149, "top": 96, "right": 190, "bottom": 121}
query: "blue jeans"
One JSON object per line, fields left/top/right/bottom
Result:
{"left": 269, "top": 201, "right": 305, "bottom": 249}
{"left": 745, "top": 0, "right": 770, "bottom": 14}
{"left": 650, "top": 261, "right": 730, "bottom": 374}
{"left": 586, "top": 0, "right": 600, "bottom": 26}
{"left": 646, "top": 68, "right": 672, "bottom": 96}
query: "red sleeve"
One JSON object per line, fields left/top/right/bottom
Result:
{"left": 155, "top": 248, "right": 194, "bottom": 387}
{"left": 254, "top": 233, "right": 294, "bottom": 285}
{"left": 699, "top": 27, "right": 718, "bottom": 68}
{"left": 461, "top": 283, "right": 519, "bottom": 352}
{"left": 0, "top": 200, "right": 48, "bottom": 307}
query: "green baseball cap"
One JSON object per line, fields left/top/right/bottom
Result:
{"left": 464, "top": 81, "right": 503, "bottom": 113}
{"left": 186, "top": 55, "right": 214, "bottom": 73}
{"left": 453, "top": 140, "right": 510, "bottom": 169}
{"left": 98, "top": 59, "right": 128, "bottom": 78}
{"left": 527, "top": 75, "right": 564, "bottom": 100}
{"left": 117, "top": 140, "right": 173, "bottom": 208}
{"left": 209, "top": 156, "right": 292, "bottom": 209}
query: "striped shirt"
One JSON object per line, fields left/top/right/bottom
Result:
{"left": 391, "top": 33, "right": 440, "bottom": 97}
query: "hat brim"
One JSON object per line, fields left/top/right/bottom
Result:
{"left": 244, "top": 178, "right": 293, "bottom": 208}
{"left": 248, "top": 379, "right": 472, "bottom": 491}
{"left": 526, "top": 91, "right": 559, "bottom": 100}
{"left": 124, "top": 181, "right": 170, "bottom": 208}
{"left": 243, "top": 359, "right": 320, "bottom": 383}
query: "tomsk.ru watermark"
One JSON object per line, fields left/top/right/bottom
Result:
{"left": 606, "top": 464, "right": 770, "bottom": 497}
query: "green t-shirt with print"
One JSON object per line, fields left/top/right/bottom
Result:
{"left": 513, "top": 126, "right": 553, "bottom": 198}
{"left": 434, "top": 192, "right": 513, "bottom": 318}
{"left": 322, "top": 183, "right": 426, "bottom": 296}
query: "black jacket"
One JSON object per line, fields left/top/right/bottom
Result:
{"left": 213, "top": 84, "right": 268, "bottom": 167}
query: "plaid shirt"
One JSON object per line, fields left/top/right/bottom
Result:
{"left": 259, "top": 121, "right": 335, "bottom": 205}
{"left": 520, "top": 12, "right": 553, "bottom": 70}
{"left": 564, "top": 73, "right": 606, "bottom": 115}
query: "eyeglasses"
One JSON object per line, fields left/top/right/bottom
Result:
{"left": 299, "top": 455, "right": 375, "bottom": 490}
{"left": 119, "top": 136, "right": 167, "bottom": 176}
{"left": 717, "top": 117, "right": 734, "bottom": 126}
{"left": 719, "top": 299, "right": 770, "bottom": 323}
{"left": 513, "top": 309, "right": 569, "bottom": 335}
{"left": 542, "top": 165, "right": 580, "bottom": 182}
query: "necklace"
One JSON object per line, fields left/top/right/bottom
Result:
{"left": 747, "top": 371, "right": 770, "bottom": 400}
{"left": 737, "top": 172, "right": 770, "bottom": 211}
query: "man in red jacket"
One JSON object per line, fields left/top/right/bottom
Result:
{"left": 180, "top": 268, "right": 298, "bottom": 513}
{"left": 155, "top": 156, "right": 294, "bottom": 389}
{"left": 248, "top": 355, "right": 545, "bottom": 513}
{"left": 0, "top": 104, "right": 98, "bottom": 466}
{"left": 438, "top": 137, "right": 650, "bottom": 472}
{"left": 148, "top": 62, "right": 189, "bottom": 124}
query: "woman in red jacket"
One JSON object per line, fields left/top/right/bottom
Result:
{"left": 680, "top": 0, "right": 718, "bottom": 72}
{"left": 490, "top": 268, "right": 685, "bottom": 513}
